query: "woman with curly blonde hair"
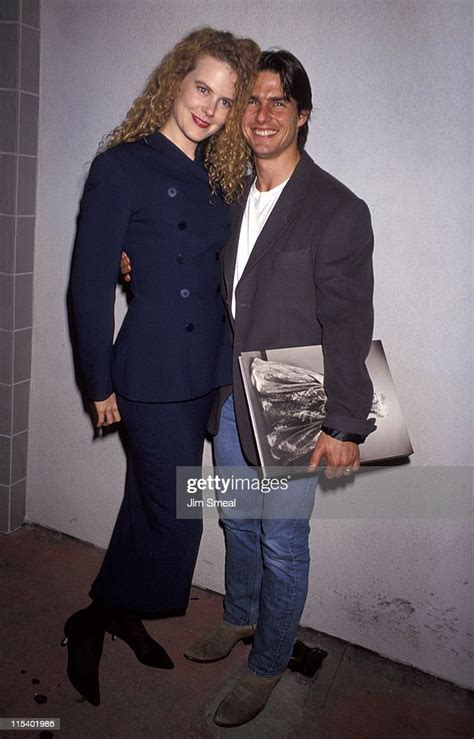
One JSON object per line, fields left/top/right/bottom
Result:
{"left": 67, "top": 27, "right": 259, "bottom": 707}
{"left": 101, "top": 27, "right": 256, "bottom": 202}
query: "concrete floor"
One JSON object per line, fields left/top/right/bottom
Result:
{"left": 0, "top": 525, "right": 473, "bottom": 739}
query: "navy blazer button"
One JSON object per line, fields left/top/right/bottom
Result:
{"left": 168, "top": 187, "right": 177, "bottom": 198}
{"left": 176, "top": 254, "right": 184, "bottom": 263}
{"left": 214, "top": 251, "right": 220, "bottom": 260}
{"left": 216, "top": 284, "right": 221, "bottom": 293}
{"left": 178, "top": 221, "right": 187, "bottom": 230}
{"left": 185, "top": 323, "right": 194, "bottom": 332}
{"left": 180, "top": 288, "right": 190, "bottom": 298}
{"left": 221, "top": 314, "right": 226, "bottom": 322}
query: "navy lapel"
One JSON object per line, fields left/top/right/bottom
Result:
{"left": 142, "top": 130, "right": 210, "bottom": 185}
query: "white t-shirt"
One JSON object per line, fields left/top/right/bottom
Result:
{"left": 231, "top": 178, "right": 289, "bottom": 317}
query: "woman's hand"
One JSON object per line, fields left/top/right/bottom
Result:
{"left": 93, "top": 393, "right": 121, "bottom": 427}
{"left": 120, "top": 251, "right": 132, "bottom": 282}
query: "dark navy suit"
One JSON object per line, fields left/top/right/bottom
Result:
{"left": 70, "top": 131, "right": 232, "bottom": 612}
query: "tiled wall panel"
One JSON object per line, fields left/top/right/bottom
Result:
{"left": 0, "top": 0, "right": 39, "bottom": 532}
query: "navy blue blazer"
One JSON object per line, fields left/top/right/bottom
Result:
{"left": 70, "top": 131, "right": 232, "bottom": 402}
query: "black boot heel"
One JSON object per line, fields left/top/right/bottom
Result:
{"left": 62, "top": 606, "right": 106, "bottom": 706}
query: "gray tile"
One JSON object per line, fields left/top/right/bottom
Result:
{"left": 0, "top": 90, "right": 18, "bottom": 152}
{"left": 11, "top": 428, "right": 27, "bottom": 483}
{"left": 0, "top": 24, "right": 19, "bottom": 88}
{"left": 15, "top": 216, "right": 34, "bottom": 273}
{"left": 0, "top": 215, "right": 15, "bottom": 273}
{"left": 14, "top": 273, "right": 33, "bottom": 329}
{"left": 0, "top": 383, "right": 13, "bottom": 435}
{"left": 0, "top": 154, "right": 17, "bottom": 215}
{"left": 17, "top": 155, "right": 36, "bottom": 215}
{"left": 0, "top": 274, "right": 14, "bottom": 330}
{"left": 0, "top": 433, "right": 11, "bottom": 484}
{"left": 19, "top": 92, "right": 38, "bottom": 155}
{"left": 0, "top": 484, "right": 9, "bottom": 533}
{"left": 22, "top": 0, "right": 39, "bottom": 28}
{"left": 13, "top": 327, "right": 31, "bottom": 382}
{"left": 0, "top": 1, "right": 20, "bottom": 21}
{"left": 10, "top": 477, "right": 25, "bottom": 530}
{"left": 13, "top": 379, "right": 29, "bottom": 433}
{"left": 20, "top": 25, "right": 38, "bottom": 93}
{"left": 0, "top": 330, "right": 13, "bottom": 384}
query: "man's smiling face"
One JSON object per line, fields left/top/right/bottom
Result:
{"left": 242, "top": 71, "right": 308, "bottom": 161}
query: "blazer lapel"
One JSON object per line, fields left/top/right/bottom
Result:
{"left": 223, "top": 177, "right": 252, "bottom": 302}
{"left": 238, "top": 152, "right": 312, "bottom": 283}
{"left": 143, "top": 130, "right": 210, "bottom": 185}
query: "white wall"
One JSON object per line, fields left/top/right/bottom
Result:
{"left": 28, "top": 0, "right": 472, "bottom": 688}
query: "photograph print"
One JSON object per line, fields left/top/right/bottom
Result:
{"left": 239, "top": 340, "right": 413, "bottom": 475}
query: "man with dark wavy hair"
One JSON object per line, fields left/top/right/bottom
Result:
{"left": 185, "top": 49, "right": 375, "bottom": 727}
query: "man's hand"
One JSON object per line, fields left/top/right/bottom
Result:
{"left": 308, "top": 431, "right": 360, "bottom": 479}
{"left": 120, "top": 251, "right": 132, "bottom": 282}
{"left": 93, "top": 393, "right": 121, "bottom": 427}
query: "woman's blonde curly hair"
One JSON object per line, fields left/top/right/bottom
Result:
{"left": 100, "top": 28, "right": 259, "bottom": 202}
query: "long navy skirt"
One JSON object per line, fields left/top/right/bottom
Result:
{"left": 89, "top": 390, "right": 216, "bottom": 613}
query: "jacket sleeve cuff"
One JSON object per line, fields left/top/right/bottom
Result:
{"left": 321, "top": 425, "right": 367, "bottom": 444}
{"left": 323, "top": 413, "right": 376, "bottom": 439}
{"left": 87, "top": 379, "right": 114, "bottom": 403}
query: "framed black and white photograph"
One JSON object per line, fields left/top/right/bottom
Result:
{"left": 239, "top": 340, "right": 413, "bottom": 475}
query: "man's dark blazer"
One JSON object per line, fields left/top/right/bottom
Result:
{"left": 70, "top": 131, "right": 232, "bottom": 403}
{"left": 215, "top": 150, "right": 375, "bottom": 464}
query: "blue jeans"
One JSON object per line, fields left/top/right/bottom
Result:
{"left": 214, "top": 394, "right": 317, "bottom": 677}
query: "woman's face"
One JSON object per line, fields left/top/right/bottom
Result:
{"left": 161, "top": 54, "right": 237, "bottom": 158}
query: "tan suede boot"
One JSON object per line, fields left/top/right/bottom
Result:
{"left": 213, "top": 669, "right": 282, "bottom": 727}
{"left": 184, "top": 621, "right": 255, "bottom": 663}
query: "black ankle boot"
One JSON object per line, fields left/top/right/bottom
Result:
{"left": 105, "top": 610, "right": 174, "bottom": 669}
{"left": 62, "top": 604, "right": 106, "bottom": 706}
